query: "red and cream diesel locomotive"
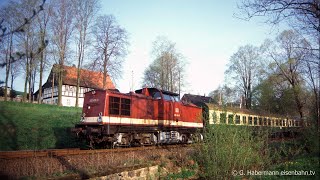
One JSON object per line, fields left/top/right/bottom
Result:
{"left": 72, "top": 87, "right": 203, "bottom": 148}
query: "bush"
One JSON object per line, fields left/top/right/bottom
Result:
{"left": 193, "top": 124, "right": 270, "bottom": 179}
{"left": 300, "top": 122, "right": 320, "bottom": 155}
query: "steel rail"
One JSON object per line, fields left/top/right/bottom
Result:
{"left": 0, "top": 144, "right": 192, "bottom": 159}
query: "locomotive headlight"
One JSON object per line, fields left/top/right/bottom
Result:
{"left": 80, "top": 113, "right": 86, "bottom": 122}
{"left": 97, "top": 112, "right": 102, "bottom": 122}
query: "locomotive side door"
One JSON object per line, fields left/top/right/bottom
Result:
{"left": 162, "top": 93, "right": 175, "bottom": 127}
{"left": 152, "top": 91, "right": 164, "bottom": 128}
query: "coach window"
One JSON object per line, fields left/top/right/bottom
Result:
{"left": 268, "top": 119, "right": 271, "bottom": 126}
{"left": 242, "top": 116, "right": 247, "bottom": 125}
{"left": 235, "top": 115, "right": 240, "bottom": 124}
{"left": 220, "top": 113, "right": 226, "bottom": 124}
{"left": 248, "top": 116, "right": 252, "bottom": 125}
{"left": 253, "top": 117, "right": 258, "bottom": 125}
{"left": 228, "top": 114, "right": 234, "bottom": 124}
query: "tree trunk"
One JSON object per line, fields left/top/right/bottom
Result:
{"left": 38, "top": 29, "right": 46, "bottom": 104}
{"left": 317, "top": 29, "right": 320, "bottom": 132}
{"left": 4, "top": 35, "right": 13, "bottom": 102}
{"left": 75, "top": 62, "right": 81, "bottom": 107}
{"left": 103, "top": 48, "right": 108, "bottom": 89}
{"left": 58, "top": 63, "right": 63, "bottom": 106}
{"left": 28, "top": 60, "right": 32, "bottom": 103}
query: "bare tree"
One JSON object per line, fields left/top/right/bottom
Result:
{"left": 0, "top": 20, "right": 14, "bottom": 101}
{"left": 50, "top": 0, "right": 75, "bottom": 106}
{"left": 18, "top": 0, "right": 43, "bottom": 102}
{"left": 36, "top": 0, "right": 51, "bottom": 103}
{"left": 0, "top": 0, "right": 45, "bottom": 42}
{"left": 0, "top": 2, "right": 21, "bottom": 101}
{"left": 0, "top": 0, "right": 47, "bottom": 102}
{"left": 143, "top": 36, "right": 185, "bottom": 94}
{"left": 225, "top": 44, "right": 262, "bottom": 109}
{"left": 73, "top": 0, "right": 99, "bottom": 107}
{"left": 92, "top": 15, "right": 129, "bottom": 88}
{"left": 10, "top": 58, "right": 21, "bottom": 91}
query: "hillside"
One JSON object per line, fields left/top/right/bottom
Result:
{"left": 0, "top": 101, "right": 82, "bottom": 150}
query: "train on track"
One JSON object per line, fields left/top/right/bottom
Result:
{"left": 72, "top": 87, "right": 302, "bottom": 148}
{"left": 72, "top": 88, "right": 203, "bottom": 148}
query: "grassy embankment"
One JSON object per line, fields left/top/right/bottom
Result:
{"left": 0, "top": 101, "right": 82, "bottom": 150}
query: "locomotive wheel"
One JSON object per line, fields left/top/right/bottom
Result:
{"left": 192, "top": 133, "right": 202, "bottom": 143}
{"left": 181, "top": 134, "right": 187, "bottom": 143}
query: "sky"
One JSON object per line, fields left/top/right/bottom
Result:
{"left": 98, "top": 0, "right": 279, "bottom": 95}
{"left": 3, "top": 0, "right": 284, "bottom": 96}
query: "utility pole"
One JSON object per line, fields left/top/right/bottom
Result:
{"left": 51, "top": 73, "right": 54, "bottom": 104}
{"left": 130, "top": 70, "right": 134, "bottom": 91}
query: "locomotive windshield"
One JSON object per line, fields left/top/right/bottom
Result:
{"left": 136, "top": 88, "right": 180, "bottom": 102}
{"left": 163, "top": 93, "right": 180, "bottom": 102}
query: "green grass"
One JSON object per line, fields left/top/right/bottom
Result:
{"left": 166, "top": 169, "right": 196, "bottom": 180}
{"left": 259, "top": 155, "right": 319, "bottom": 179}
{"left": 0, "top": 101, "right": 82, "bottom": 150}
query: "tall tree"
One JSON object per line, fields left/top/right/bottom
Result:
{"left": 266, "top": 30, "right": 310, "bottom": 118}
{"left": 50, "top": 0, "right": 75, "bottom": 106}
{"left": 73, "top": 0, "right": 99, "bottom": 107}
{"left": 0, "top": 0, "right": 46, "bottom": 102}
{"left": 238, "top": 0, "right": 320, "bottom": 130}
{"left": 0, "top": 2, "right": 20, "bottom": 101}
{"left": 143, "top": 36, "right": 185, "bottom": 94}
{"left": 12, "top": 0, "right": 40, "bottom": 102}
{"left": 93, "top": 15, "right": 129, "bottom": 88}
{"left": 254, "top": 73, "right": 300, "bottom": 115}
{"left": 36, "top": 0, "right": 50, "bottom": 103}
{"left": 225, "top": 44, "right": 262, "bottom": 109}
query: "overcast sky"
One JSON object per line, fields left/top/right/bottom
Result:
{"left": 3, "top": 0, "right": 285, "bottom": 95}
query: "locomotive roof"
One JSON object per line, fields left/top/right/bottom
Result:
{"left": 135, "top": 88, "right": 179, "bottom": 96}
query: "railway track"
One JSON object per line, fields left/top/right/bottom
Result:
{"left": 0, "top": 144, "right": 191, "bottom": 159}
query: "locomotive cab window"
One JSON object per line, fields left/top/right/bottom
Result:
{"left": 109, "top": 96, "right": 131, "bottom": 116}
{"left": 152, "top": 92, "right": 162, "bottom": 99}
{"left": 121, "top": 98, "right": 131, "bottom": 116}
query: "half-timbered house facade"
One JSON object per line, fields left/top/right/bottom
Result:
{"left": 37, "top": 65, "right": 115, "bottom": 107}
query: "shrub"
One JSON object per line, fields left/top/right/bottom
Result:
{"left": 194, "top": 124, "right": 270, "bottom": 179}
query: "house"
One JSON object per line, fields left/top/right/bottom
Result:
{"left": 181, "top": 93, "right": 215, "bottom": 107}
{"left": 0, "top": 86, "right": 11, "bottom": 97}
{"left": 37, "top": 65, "right": 115, "bottom": 107}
